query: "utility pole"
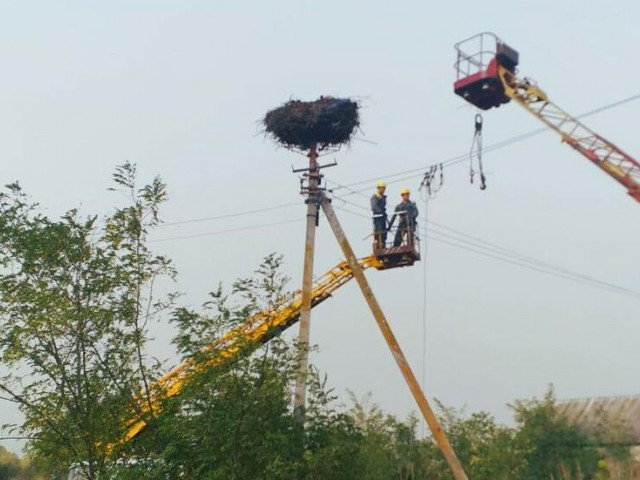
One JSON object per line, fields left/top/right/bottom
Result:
{"left": 320, "top": 195, "right": 470, "bottom": 480}
{"left": 293, "top": 144, "right": 320, "bottom": 423}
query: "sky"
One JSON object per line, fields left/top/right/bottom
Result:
{"left": 1, "top": 0, "right": 640, "bottom": 454}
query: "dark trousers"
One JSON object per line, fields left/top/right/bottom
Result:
{"left": 373, "top": 217, "right": 387, "bottom": 247}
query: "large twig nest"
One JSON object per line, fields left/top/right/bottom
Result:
{"left": 264, "top": 97, "right": 360, "bottom": 151}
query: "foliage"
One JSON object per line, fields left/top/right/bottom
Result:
{"left": 0, "top": 164, "right": 175, "bottom": 479}
{"left": 0, "top": 169, "right": 636, "bottom": 480}
{"left": 115, "top": 254, "right": 366, "bottom": 480}
{"left": 113, "top": 253, "right": 617, "bottom": 480}
{"left": 0, "top": 446, "right": 45, "bottom": 479}
{"left": 511, "top": 387, "right": 600, "bottom": 480}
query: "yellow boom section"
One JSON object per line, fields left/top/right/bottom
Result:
{"left": 119, "top": 255, "right": 383, "bottom": 445}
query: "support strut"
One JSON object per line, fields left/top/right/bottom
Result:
{"left": 320, "top": 196, "right": 470, "bottom": 480}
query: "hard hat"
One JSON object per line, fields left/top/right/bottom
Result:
{"left": 377, "top": 181, "right": 386, "bottom": 188}
{"left": 401, "top": 188, "right": 410, "bottom": 195}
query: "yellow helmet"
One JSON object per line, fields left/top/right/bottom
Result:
{"left": 377, "top": 181, "right": 386, "bottom": 188}
{"left": 401, "top": 188, "right": 410, "bottom": 195}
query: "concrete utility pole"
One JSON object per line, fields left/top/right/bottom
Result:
{"left": 293, "top": 145, "right": 320, "bottom": 423}
{"left": 320, "top": 195, "right": 470, "bottom": 480}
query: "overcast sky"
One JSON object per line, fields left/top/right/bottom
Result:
{"left": 1, "top": 0, "right": 640, "bottom": 454}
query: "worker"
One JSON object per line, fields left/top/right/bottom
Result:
{"left": 370, "top": 181, "right": 388, "bottom": 248}
{"left": 389, "top": 188, "right": 418, "bottom": 247}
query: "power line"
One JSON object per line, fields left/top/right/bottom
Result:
{"left": 425, "top": 230, "right": 640, "bottom": 299}
{"left": 332, "top": 196, "right": 371, "bottom": 210}
{"left": 425, "top": 220, "right": 639, "bottom": 296}
{"left": 158, "top": 202, "right": 300, "bottom": 228}
{"left": 336, "top": 199, "right": 640, "bottom": 297}
{"left": 143, "top": 91, "right": 640, "bottom": 233}
{"left": 332, "top": 204, "right": 640, "bottom": 299}
{"left": 143, "top": 91, "right": 640, "bottom": 234}
{"left": 333, "top": 192, "right": 640, "bottom": 296}
{"left": 328, "top": 91, "right": 640, "bottom": 195}
{"left": 150, "top": 218, "right": 303, "bottom": 242}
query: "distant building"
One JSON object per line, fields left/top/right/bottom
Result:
{"left": 557, "top": 395, "right": 640, "bottom": 461}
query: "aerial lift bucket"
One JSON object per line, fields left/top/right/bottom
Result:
{"left": 454, "top": 32, "right": 519, "bottom": 110}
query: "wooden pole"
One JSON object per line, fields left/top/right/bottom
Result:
{"left": 293, "top": 145, "right": 319, "bottom": 423}
{"left": 320, "top": 196, "right": 470, "bottom": 480}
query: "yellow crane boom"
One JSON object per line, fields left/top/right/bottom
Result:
{"left": 119, "top": 255, "right": 383, "bottom": 445}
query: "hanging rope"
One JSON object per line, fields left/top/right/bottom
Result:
{"left": 420, "top": 192, "right": 429, "bottom": 438}
{"left": 469, "top": 113, "right": 487, "bottom": 190}
{"left": 417, "top": 166, "right": 441, "bottom": 438}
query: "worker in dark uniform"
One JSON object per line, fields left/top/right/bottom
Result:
{"left": 370, "top": 181, "right": 388, "bottom": 248}
{"left": 389, "top": 188, "right": 418, "bottom": 247}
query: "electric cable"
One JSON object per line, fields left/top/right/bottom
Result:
{"left": 150, "top": 218, "right": 303, "bottom": 242}
{"left": 331, "top": 192, "right": 640, "bottom": 296}
{"left": 328, "top": 91, "right": 640, "bottom": 196}
{"left": 332, "top": 205, "right": 640, "bottom": 299}
{"left": 146, "top": 91, "right": 640, "bottom": 232}
{"left": 158, "top": 202, "right": 300, "bottom": 228}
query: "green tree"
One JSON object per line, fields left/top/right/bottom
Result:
{"left": 348, "top": 395, "right": 524, "bottom": 480}
{"left": 118, "top": 254, "right": 367, "bottom": 480}
{"left": 439, "top": 406, "right": 524, "bottom": 480}
{"left": 0, "top": 164, "right": 174, "bottom": 479}
{"left": 511, "top": 387, "right": 599, "bottom": 480}
{"left": 0, "top": 446, "right": 19, "bottom": 480}
{"left": 347, "top": 392, "right": 418, "bottom": 480}
{"left": 0, "top": 447, "right": 42, "bottom": 480}
{"left": 112, "top": 254, "right": 294, "bottom": 479}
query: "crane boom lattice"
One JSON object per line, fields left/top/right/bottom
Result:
{"left": 498, "top": 67, "right": 640, "bottom": 202}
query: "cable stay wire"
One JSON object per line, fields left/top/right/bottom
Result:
{"left": 331, "top": 205, "right": 640, "bottom": 300}
{"left": 327, "top": 91, "right": 640, "bottom": 195}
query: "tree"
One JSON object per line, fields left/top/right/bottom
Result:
{"left": 118, "top": 254, "right": 368, "bottom": 480}
{"left": 0, "top": 448, "right": 42, "bottom": 480}
{"left": 347, "top": 392, "right": 422, "bottom": 480}
{"left": 511, "top": 387, "right": 599, "bottom": 480}
{"left": 437, "top": 405, "right": 524, "bottom": 480}
{"left": 347, "top": 395, "right": 525, "bottom": 480}
{"left": 0, "top": 446, "right": 19, "bottom": 480}
{"left": 0, "top": 164, "right": 174, "bottom": 479}
{"left": 123, "top": 254, "right": 303, "bottom": 479}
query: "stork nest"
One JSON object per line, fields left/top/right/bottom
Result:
{"left": 264, "top": 97, "right": 360, "bottom": 151}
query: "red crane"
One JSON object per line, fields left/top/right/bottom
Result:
{"left": 454, "top": 32, "right": 640, "bottom": 203}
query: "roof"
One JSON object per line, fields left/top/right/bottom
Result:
{"left": 556, "top": 396, "right": 640, "bottom": 445}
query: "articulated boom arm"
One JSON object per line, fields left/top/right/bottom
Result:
{"left": 119, "top": 255, "right": 383, "bottom": 445}
{"left": 498, "top": 66, "right": 640, "bottom": 203}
